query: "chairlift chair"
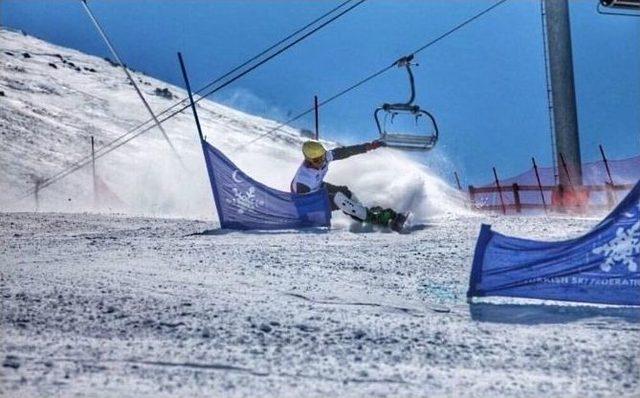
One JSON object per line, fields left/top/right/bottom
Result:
{"left": 600, "top": 0, "right": 640, "bottom": 9}
{"left": 374, "top": 54, "right": 439, "bottom": 151}
{"left": 597, "top": 0, "right": 640, "bottom": 16}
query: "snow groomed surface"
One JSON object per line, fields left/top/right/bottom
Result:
{"left": 3, "top": 212, "right": 639, "bottom": 397}
{"left": 202, "top": 141, "right": 332, "bottom": 230}
{"left": 468, "top": 180, "right": 640, "bottom": 306}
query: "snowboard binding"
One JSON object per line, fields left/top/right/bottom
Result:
{"left": 333, "top": 193, "right": 410, "bottom": 233}
{"left": 366, "top": 207, "right": 410, "bottom": 232}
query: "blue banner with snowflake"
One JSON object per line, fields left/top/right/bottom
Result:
{"left": 468, "top": 180, "right": 640, "bottom": 306}
{"left": 201, "top": 141, "right": 331, "bottom": 230}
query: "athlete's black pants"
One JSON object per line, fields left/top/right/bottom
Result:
{"left": 324, "top": 182, "right": 397, "bottom": 225}
{"left": 323, "top": 183, "right": 353, "bottom": 211}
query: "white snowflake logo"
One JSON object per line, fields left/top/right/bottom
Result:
{"left": 226, "top": 186, "right": 264, "bottom": 214}
{"left": 591, "top": 201, "right": 640, "bottom": 272}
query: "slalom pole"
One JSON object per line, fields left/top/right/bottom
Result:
{"left": 532, "top": 157, "right": 548, "bottom": 213}
{"left": 512, "top": 183, "right": 521, "bottom": 213}
{"left": 177, "top": 52, "right": 224, "bottom": 227}
{"left": 454, "top": 171, "right": 462, "bottom": 191}
{"left": 468, "top": 185, "right": 476, "bottom": 206}
{"left": 558, "top": 152, "right": 573, "bottom": 188}
{"left": 558, "top": 152, "right": 574, "bottom": 211}
{"left": 79, "top": 0, "right": 184, "bottom": 165}
{"left": 493, "top": 167, "right": 506, "bottom": 215}
{"left": 599, "top": 144, "right": 617, "bottom": 206}
{"left": 598, "top": 144, "right": 614, "bottom": 185}
{"left": 178, "top": 53, "right": 205, "bottom": 142}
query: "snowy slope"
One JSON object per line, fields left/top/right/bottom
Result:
{"left": 0, "top": 28, "right": 464, "bottom": 222}
{"left": 2, "top": 212, "right": 639, "bottom": 398}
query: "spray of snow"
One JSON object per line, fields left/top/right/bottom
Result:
{"left": 0, "top": 28, "right": 467, "bottom": 224}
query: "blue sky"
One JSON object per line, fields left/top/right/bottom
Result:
{"left": 2, "top": 0, "right": 638, "bottom": 186}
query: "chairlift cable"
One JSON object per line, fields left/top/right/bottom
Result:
{"left": 30, "top": 0, "right": 504, "bottom": 193}
{"left": 410, "top": 0, "right": 508, "bottom": 56}
{"left": 241, "top": 0, "right": 509, "bottom": 149}
{"left": 239, "top": 65, "right": 394, "bottom": 149}
{"left": 26, "top": 0, "right": 357, "bottom": 193}
{"left": 22, "top": 0, "right": 364, "bottom": 197}
{"left": 27, "top": 0, "right": 508, "bottom": 194}
{"left": 80, "top": 0, "right": 184, "bottom": 166}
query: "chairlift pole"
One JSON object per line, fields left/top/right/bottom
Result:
{"left": 79, "top": 0, "right": 183, "bottom": 164}
{"left": 543, "top": 0, "right": 583, "bottom": 187}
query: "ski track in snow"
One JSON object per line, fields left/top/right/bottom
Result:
{"left": 1, "top": 28, "right": 639, "bottom": 398}
{"left": 2, "top": 212, "right": 639, "bottom": 398}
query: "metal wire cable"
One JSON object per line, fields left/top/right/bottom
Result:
{"left": 26, "top": 0, "right": 355, "bottom": 192}
{"left": 24, "top": 0, "right": 364, "bottom": 196}
{"left": 239, "top": 65, "right": 394, "bottom": 148}
{"left": 239, "top": 0, "right": 509, "bottom": 149}
{"left": 27, "top": 0, "right": 508, "bottom": 196}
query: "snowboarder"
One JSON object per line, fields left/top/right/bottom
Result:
{"left": 291, "top": 140, "right": 408, "bottom": 231}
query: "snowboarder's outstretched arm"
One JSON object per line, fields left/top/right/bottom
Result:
{"left": 330, "top": 140, "right": 385, "bottom": 161}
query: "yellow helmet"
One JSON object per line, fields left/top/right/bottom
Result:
{"left": 302, "top": 140, "right": 326, "bottom": 161}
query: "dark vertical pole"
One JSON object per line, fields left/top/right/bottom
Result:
{"left": 559, "top": 151, "right": 580, "bottom": 212}
{"left": 178, "top": 52, "right": 225, "bottom": 227}
{"left": 493, "top": 167, "right": 506, "bottom": 215}
{"left": 598, "top": 144, "right": 614, "bottom": 185}
{"left": 512, "top": 183, "right": 521, "bottom": 213}
{"left": 559, "top": 152, "right": 573, "bottom": 188}
{"left": 543, "top": 0, "right": 583, "bottom": 187}
{"left": 91, "top": 136, "right": 97, "bottom": 206}
{"left": 35, "top": 180, "right": 40, "bottom": 211}
{"left": 454, "top": 171, "right": 462, "bottom": 191}
{"left": 178, "top": 53, "right": 204, "bottom": 142}
{"left": 599, "top": 144, "right": 616, "bottom": 207}
{"left": 468, "top": 185, "right": 476, "bottom": 207}
{"left": 532, "top": 157, "right": 548, "bottom": 213}
{"left": 314, "top": 95, "right": 319, "bottom": 140}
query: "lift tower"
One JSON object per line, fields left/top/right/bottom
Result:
{"left": 543, "top": 0, "right": 583, "bottom": 187}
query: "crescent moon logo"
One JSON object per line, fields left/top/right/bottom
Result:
{"left": 232, "top": 170, "right": 244, "bottom": 183}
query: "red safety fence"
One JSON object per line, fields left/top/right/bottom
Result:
{"left": 468, "top": 154, "right": 640, "bottom": 214}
